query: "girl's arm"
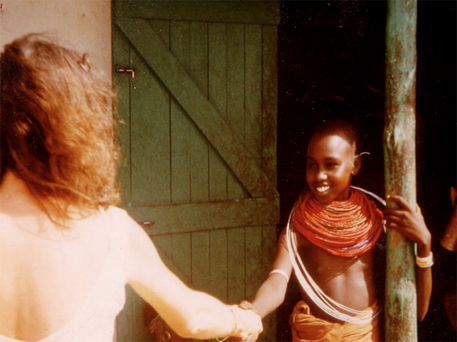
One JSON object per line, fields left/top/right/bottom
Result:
{"left": 383, "top": 195, "right": 432, "bottom": 321}
{"left": 124, "top": 217, "right": 262, "bottom": 340}
{"left": 241, "top": 229, "right": 293, "bottom": 319}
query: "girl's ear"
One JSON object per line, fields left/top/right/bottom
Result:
{"left": 352, "top": 154, "right": 362, "bottom": 176}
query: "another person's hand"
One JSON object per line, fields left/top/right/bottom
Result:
{"left": 233, "top": 305, "right": 262, "bottom": 341}
{"left": 384, "top": 195, "right": 431, "bottom": 255}
{"left": 227, "top": 303, "right": 262, "bottom": 342}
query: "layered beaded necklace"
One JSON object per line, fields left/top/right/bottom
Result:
{"left": 286, "top": 187, "right": 385, "bottom": 323}
{"left": 292, "top": 187, "right": 383, "bottom": 258}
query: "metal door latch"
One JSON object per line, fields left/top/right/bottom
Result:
{"left": 140, "top": 220, "right": 155, "bottom": 227}
{"left": 116, "top": 67, "right": 135, "bottom": 79}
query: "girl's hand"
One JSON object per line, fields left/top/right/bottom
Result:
{"left": 383, "top": 195, "right": 431, "bottom": 256}
{"left": 238, "top": 300, "right": 258, "bottom": 314}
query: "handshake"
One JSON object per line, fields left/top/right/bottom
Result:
{"left": 145, "top": 300, "right": 262, "bottom": 342}
{"left": 224, "top": 300, "right": 262, "bottom": 342}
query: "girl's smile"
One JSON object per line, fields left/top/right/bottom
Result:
{"left": 306, "top": 133, "right": 360, "bottom": 205}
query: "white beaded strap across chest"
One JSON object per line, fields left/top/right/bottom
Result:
{"left": 286, "top": 186, "right": 385, "bottom": 324}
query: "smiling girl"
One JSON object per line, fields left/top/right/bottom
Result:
{"left": 239, "top": 119, "right": 432, "bottom": 342}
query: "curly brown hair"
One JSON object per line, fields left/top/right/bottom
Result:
{"left": 0, "top": 34, "right": 120, "bottom": 217}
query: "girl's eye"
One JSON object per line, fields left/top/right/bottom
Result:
{"left": 326, "top": 163, "right": 338, "bottom": 169}
{"left": 307, "top": 163, "right": 317, "bottom": 169}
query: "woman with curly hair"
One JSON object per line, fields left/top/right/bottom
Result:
{"left": 0, "top": 34, "right": 262, "bottom": 342}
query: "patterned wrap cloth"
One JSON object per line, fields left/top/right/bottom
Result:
{"left": 290, "top": 301, "right": 382, "bottom": 342}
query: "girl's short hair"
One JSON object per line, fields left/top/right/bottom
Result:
{"left": 310, "top": 119, "right": 361, "bottom": 154}
{"left": 0, "top": 34, "right": 120, "bottom": 217}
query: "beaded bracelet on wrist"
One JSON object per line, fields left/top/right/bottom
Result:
{"left": 216, "top": 306, "right": 238, "bottom": 342}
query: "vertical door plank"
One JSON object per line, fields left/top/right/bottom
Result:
{"left": 116, "top": 20, "right": 173, "bottom": 342}
{"left": 189, "top": 21, "right": 212, "bottom": 293}
{"left": 244, "top": 24, "right": 263, "bottom": 165}
{"left": 171, "top": 233, "right": 192, "bottom": 283}
{"left": 208, "top": 23, "right": 228, "bottom": 201}
{"left": 170, "top": 20, "right": 192, "bottom": 205}
{"left": 130, "top": 26, "right": 171, "bottom": 206}
{"left": 170, "top": 20, "right": 192, "bottom": 284}
{"left": 210, "top": 229, "right": 228, "bottom": 302}
{"left": 245, "top": 226, "right": 263, "bottom": 300}
{"left": 153, "top": 234, "right": 174, "bottom": 270}
{"left": 189, "top": 21, "right": 210, "bottom": 203}
{"left": 226, "top": 24, "right": 247, "bottom": 200}
{"left": 113, "top": 27, "right": 132, "bottom": 207}
{"left": 242, "top": 25, "right": 263, "bottom": 312}
{"left": 227, "top": 227, "right": 246, "bottom": 303}
{"left": 147, "top": 19, "right": 176, "bottom": 273}
{"left": 262, "top": 25, "right": 278, "bottom": 184}
{"left": 192, "top": 232, "right": 211, "bottom": 293}
{"left": 208, "top": 22, "right": 229, "bottom": 302}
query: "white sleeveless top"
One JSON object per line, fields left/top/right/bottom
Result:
{"left": 0, "top": 207, "right": 129, "bottom": 342}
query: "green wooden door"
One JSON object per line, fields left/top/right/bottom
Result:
{"left": 112, "top": 1, "right": 279, "bottom": 340}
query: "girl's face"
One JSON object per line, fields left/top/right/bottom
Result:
{"left": 306, "top": 133, "right": 360, "bottom": 205}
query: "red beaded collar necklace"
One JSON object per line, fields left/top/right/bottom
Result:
{"left": 292, "top": 188, "right": 383, "bottom": 257}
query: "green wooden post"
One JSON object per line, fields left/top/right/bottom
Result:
{"left": 384, "top": 0, "right": 418, "bottom": 340}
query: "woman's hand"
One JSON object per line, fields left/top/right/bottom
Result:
{"left": 232, "top": 306, "right": 263, "bottom": 341}
{"left": 226, "top": 303, "right": 262, "bottom": 342}
{"left": 383, "top": 195, "right": 431, "bottom": 256}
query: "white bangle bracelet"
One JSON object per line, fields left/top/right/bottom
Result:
{"left": 269, "top": 269, "right": 290, "bottom": 282}
{"left": 416, "top": 252, "right": 434, "bottom": 268}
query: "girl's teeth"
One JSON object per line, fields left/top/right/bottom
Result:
{"left": 316, "top": 186, "right": 329, "bottom": 193}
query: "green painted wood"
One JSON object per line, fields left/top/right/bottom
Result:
{"left": 245, "top": 226, "right": 263, "bottom": 300}
{"left": 153, "top": 234, "right": 174, "bottom": 269}
{"left": 208, "top": 23, "right": 229, "bottom": 202}
{"left": 210, "top": 229, "right": 228, "bottom": 302}
{"left": 172, "top": 233, "right": 192, "bottom": 283}
{"left": 113, "top": 3, "right": 279, "bottom": 341}
{"left": 192, "top": 232, "right": 211, "bottom": 294}
{"left": 261, "top": 26, "right": 278, "bottom": 184}
{"left": 113, "top": 30, "right": 151, "bottom": 342}
{"left": 115, "top": 17, "right": 278, "bottom": 199}
{"left": 227, "top": 227, "right": 246, "bottom": 303}
{"left": 170, "top": 20, "right": 192, "bottom": 205}
{"left": 114, "top": 0, "right": 280, "bottom": 25}
{"left": 130, "top": 39, "right": 171, "bottom": 206}
{"left": 189, "top": 21, "right": 210, "bottom": 203}
{"left": 245, "top": 25, "right": 263, "bottom": 166}
{"left": 226, "top": 24, "right": 247, "bottom": 200}
{"left": 188, "top": 21, "right": 212, "bottom": 296}
{"left": 206, "top": 22, "right": 231, "bottom": 308}
{"left": 144, "top": 19, "right": 175, "bottom": 270}
{"left": 130, "top": 197, "right": 278, "bottom": 234}
{"left": 384, "top": 0, "right": 418, "bottom": 340}
{"left": 169, "top": 20, "right": 194, "bottom": 286}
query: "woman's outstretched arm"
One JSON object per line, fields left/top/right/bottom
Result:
{"left": 124, "top": 217, "right": 262, "bottom": 340}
